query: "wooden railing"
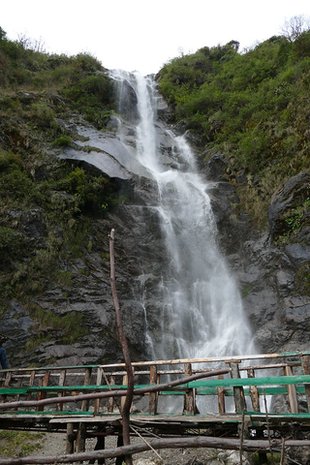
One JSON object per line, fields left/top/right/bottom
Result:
{"left": 0, "top": 351, "right": 310, "bottom": 417}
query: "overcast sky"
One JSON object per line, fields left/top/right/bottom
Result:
{"left": 2, "top": 0, "right": 310, "bottom": 75}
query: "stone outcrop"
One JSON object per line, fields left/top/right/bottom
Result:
{"left": 1, "top": 110, "right": 309, "bottom": 370}
{"left": 205, "top": 162, "right": 310, "bottom": 354}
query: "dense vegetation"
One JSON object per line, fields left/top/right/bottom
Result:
{"left": 0, "top": 27, "right": 118, "bottom": 336}
{"left": 158, "top": 24, "right": 310, "bottom": 224}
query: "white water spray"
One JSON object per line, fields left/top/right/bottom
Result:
{"left": 112, "top": 70, "right": 255, "bottom": 360}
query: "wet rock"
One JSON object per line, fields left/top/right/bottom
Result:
{"left": 59, "top": 124, "right": 150, "bottom": 180}
{"left": 285, "top": 243, "right": 310, "bottom": 263}
{"left": 282, "top": 296, "right": 310, "bottom": 328}
{"left": 205, "top": 154, "right": 228, "bottom": 181}
{"left": 269, "top": 171, "right": 310, "bottom": 241}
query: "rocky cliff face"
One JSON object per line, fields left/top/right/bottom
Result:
{"left": 205, "top": 159, "right": 309, "bottom": 354}
{"left": 1, "top": 101, "right": 309, "bottom": 370}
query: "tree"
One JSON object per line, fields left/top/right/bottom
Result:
{"left": 281, "top": 15, "right": 310, "bottom": 42}
{"left": 0, "top": 27, "right": 7, "bottom": 41}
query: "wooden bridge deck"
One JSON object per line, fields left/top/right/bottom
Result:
{"left": 1, "top": 351, "right": 310, "bottom": 462}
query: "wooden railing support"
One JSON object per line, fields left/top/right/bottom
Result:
{"left": 302, "top": 355, "right": 310, "bottom": 412}
{"left": 149, "top": 365, "right": 158, "bottom": 415}
{"left": 284, "top": 365, "right": 298, "bottom": 413}
{"left": 183, "top": 363, "right": 196, "bottom": 415}
{"left": 108, "top": 375, "right": 115, "bottom": 413}
{"left": 95, "top": 367, "right": 103, "bottom": 414}
{"left": 217, "top": 374, "right": 226, "bottom": 415}
{"left": 247, "top": 368, "right": 260, "bottom": 412}
{"left": 66, "top": 422, "right": 75, "bottom": 454}
{"left": 229, "top": 361, "right": 247, "bottom": 413}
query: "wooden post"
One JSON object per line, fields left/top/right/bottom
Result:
{"left": 89, "top": 426, "right": 106, "bottom": 465}
{"left": 284, "top": 365, "right": 298, "bottom": 413}
{"left": 4, "top": 371, "right": 12, "bottom": 387}
{"left": 66, "top": 422, "right": 75, "bottom": 454}
{"left": 94, "top": 367, "right": 103, "bottom": 414}
{"left": 75, "top": 423, "right": 86, "bottom": 453}
{"left": 38, "top": 371, "right": 50, "bottom": 411}
{"left": 229, "top": 362, "right": 247, "bottom": 413}
{"left": 217, "top": 374, "right": 226, "bottom": 415}
{"left": 57, "top": 369, "right": 66, "bottom": 411}
{"left": 247, "top": 368, "right": 260, "bottom": 412}
{"left": 121, "top": 374, "right": 128, "bottom": 411}
{"left": 302, "top": 355, "right": 310, "bottom": 412}
{"left": 149, "top": 365, "right": 158, "bottom": 415}
{"left": 183, "top": 363, "right": 196, "bottom": 415}
{"left": 107, "top": 375, "right": 115, "bottom": 413}
{"left": 81, "top": 368, "right": 92, "bottom": 412}
{"left": 115, "top": 434, "right": 125, "bottom": 465}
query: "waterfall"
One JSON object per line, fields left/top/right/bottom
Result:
{"left": 111, "top": 70, "right": 255, "bottom": 361}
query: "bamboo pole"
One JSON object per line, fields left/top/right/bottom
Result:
{"left": 0, "top": 437, "right": 309, "bottom": 464}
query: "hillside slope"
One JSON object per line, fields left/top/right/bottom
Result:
{"left": 0, "top": 27, "right": 309, "bottom": 368}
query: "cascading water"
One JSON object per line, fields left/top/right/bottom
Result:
{"left": 111, "top": 70, "right": 255, "bottom": 362}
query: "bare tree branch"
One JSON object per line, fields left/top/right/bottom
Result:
{"left": 0, "top": 437, "right": 309, "bottom": 464}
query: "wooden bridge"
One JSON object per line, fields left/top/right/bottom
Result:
{"left": 1, "top": 351, "right": 310, "bottom": 464}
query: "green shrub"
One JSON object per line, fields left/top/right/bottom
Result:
{"left": 52, "top": 134, "right": 73, "bottom": 147}
{"left": 0, "top": 226, "right": 25, "bottom": 266}
{"left": 0, "top": 169, "right": 33, "bottom": 200}
{"left": 30, "top": 101, "right": 57, "bottom": 128}
{"left": 0, "top": 150, "right": 22, "bottom": 172}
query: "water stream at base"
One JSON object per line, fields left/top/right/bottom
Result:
{"left": 111, "top": 70, "right": 255, "bottom": 363}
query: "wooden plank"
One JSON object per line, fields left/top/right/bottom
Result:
{"left": 284, "top": 366, "right": 298, "bottom": 413}
{"left": 50, "top": 415, "right": 122, "bottom": 423}
{"left": 302, "top": 355, "right": 310, "bottom": 412}
{"left": 1, "top": 351, "right": 309, "bottom": 377}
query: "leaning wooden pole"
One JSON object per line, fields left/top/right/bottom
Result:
{"left": 109, "top": 228, "right": 134, "bottom": 465}
{"left": 0, "top": 437, "right": 310, "bottom": 465}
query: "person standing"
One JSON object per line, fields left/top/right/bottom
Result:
{"left": 0, "top": 334, "right": 9, "bottom": 369}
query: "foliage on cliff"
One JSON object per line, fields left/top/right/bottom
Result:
{"left": 158, "top": 26, "right": 310, "bottom": 224}
{"left": 0, "top": 27, "right": 118, "bottom": 325}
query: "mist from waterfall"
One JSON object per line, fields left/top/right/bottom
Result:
{"left": 111, "top": 70, "right": 255, "bottom": 361}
